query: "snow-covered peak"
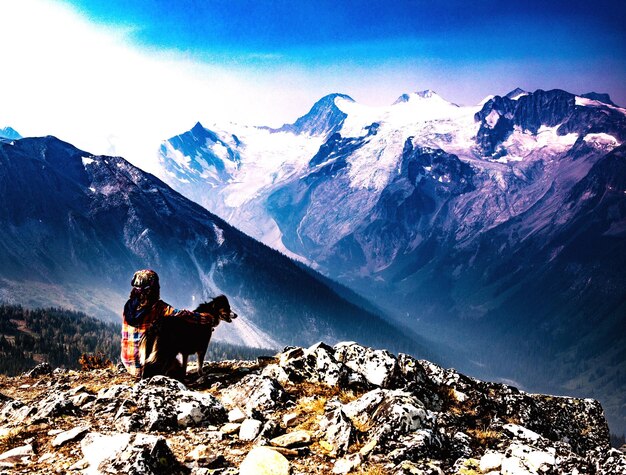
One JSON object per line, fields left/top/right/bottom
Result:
{"left": 392, "top": 89, "right": 455, "bottom": 107}
{"left": 0, "top": 126, "right": 22, "bottom": 141}
{"left": 478, "top": 95, "right": 495, "bottom": 106}
{"left": 506, "top": 88, "right": 529, "bottom": 100}
{"left": 275, "top": 93, "right": 354, "bottom": 137}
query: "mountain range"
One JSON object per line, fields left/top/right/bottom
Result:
{"left": 0, "top": 135, "right": 433, "bottom": 361}
{"left": 155, "top": 88, "right": 626, "bottom": 433}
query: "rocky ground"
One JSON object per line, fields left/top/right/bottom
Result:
{"left": 0, "top": 342, "right": 624, "bottom": 474}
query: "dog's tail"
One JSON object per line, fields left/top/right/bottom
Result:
{"left": 139, "top": 327, "right": 159, "bottom": 369}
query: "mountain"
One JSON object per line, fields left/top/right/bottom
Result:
{"left": 0, "top": 127, "right": 21, "bottom": 141}
{"left": 156, "top": 88, "right": 626, "bottom": 433}
{"left": 274, "top": 93, "right": 355, "bottom": 137}
{"left": 0, "top": 135, "right": 436, "bottom": 360}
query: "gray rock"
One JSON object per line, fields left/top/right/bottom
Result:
{"left": 334, "top": 342, "right": 399, "bottom": 388}
{"left": 81, "top": 432, "right": 189, "bottom": 475}
{"left": 24, "top": 362, "right": 53, "bottom": 377}
{"left": 220, "top": 375, "right": 287, "bottom": 416}
{"left": 32, "top": 391, "right": 77, "bottom": 421}
{"left": 318, "top": 408, "right": 354, "bottom": 456}
{"left": 270, "top": 430, "right": 312, "bottom": 448}
{"left": 332, "top": 453, "right": 361, "bottom": 474}
{"left": 239, "top": 418, "right": 263, "bottom": 441}
{"left": 52, "top": 425, "right": 90, "bottom": 447}
{"left": 228, "top": 407, "right": 246, "bottom": 423}
{"left": 119, "top": 376, "right": 226, "bottom": 431}
{"left": 0, "top": 444, "right": 33, "bottom": 468}
{"left": 271, "top": 342, "right": 348, "bottom": 387}
{"left": 343, "top": 388, "right": 435, "bottom": 442}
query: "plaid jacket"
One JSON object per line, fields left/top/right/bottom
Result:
{"left": 121, "top": 299, "right": 217, "bottom": 377}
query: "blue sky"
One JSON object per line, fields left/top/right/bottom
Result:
{"left": 66, "top": 0, "right": 626, "bottom": 104}
{"left": 1, "top": 0, "right": 624, "bottom": 169}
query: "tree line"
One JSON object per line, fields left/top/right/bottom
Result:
{"left": 0, "top": 304, "right": 120, "bottom": 375}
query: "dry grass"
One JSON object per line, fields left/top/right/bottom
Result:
{"left": 355, "top": 463, "right": 390, "bottom": 475}
{"left": 467, "top": 427, "right": 501, "bottom": 446}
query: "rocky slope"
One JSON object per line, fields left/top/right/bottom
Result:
{"left": 1, "top": 343, "right": 624, "bottom": 475}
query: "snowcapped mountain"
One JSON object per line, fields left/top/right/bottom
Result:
{"left": 0, "top": 135, "right": 433, "bottom": 359}
{"left": 156, "top": 88, "right": 626, "bottom": 433}
{"left": 0, "top": 126, "right": 21, "bottom": 141}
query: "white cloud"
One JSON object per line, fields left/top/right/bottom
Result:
{"left": 0, "top": 0, "right": 305, "bottom": 171}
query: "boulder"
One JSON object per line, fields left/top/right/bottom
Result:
{"left": 239, "top": 418, "right": 263, "bottom": 441}
{"left": 52, "top": 425, "right": 90, "bottom": 447}
{"left": 334, "top": 342, "right": 399, "bottom": 388}
{"left": 220, "top": 375, "right": 287, "bottom": 416}
{"left": 267, "top": 342, "right": 348, "bottom": 387}
{"left": 239, "top": 446, "right": 290, "bottom": 475}
{"left": 116, "top": 376, "right": 226, "bottom": 431}
{"left": 24, "top": 362, "right": 53, "bottom": 377}
{"left": 0, "top": 444, "right": 33, "bottom": 468}
{"left": 318, "top": 408, "right": 354, "bottom": 456}
{"left": 81, "top": 432, "right": 189, "bottom": 475}
{"left": 270, "top": 430, "right": 312, "bottom": 448}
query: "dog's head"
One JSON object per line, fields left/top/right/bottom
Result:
{"left": 195, "top": 295, "right": 238, "bottom": 324}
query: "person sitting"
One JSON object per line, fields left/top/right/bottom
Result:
{"left": 120, "top": 269, "right": 218, "bottom": 378}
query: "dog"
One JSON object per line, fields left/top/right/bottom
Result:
{"left": 140, "top": 295, "right": 237, "bottom": 380}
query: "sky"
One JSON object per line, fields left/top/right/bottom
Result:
{"left": 1, "top": 0, "right": 625, "bottom": 171}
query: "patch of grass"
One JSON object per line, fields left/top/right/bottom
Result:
{"left": 457, "top": 458, "right": 481, "bottom": 475}
{"left": 355, "top": 463, "right": 389, "bottom": 475}
{"left": 468, "top": 426, "right": 501, "bottom": 447}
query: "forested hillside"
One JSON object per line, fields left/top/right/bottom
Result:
{"left": 0, "top": 305, "right": 120, "bottom": 375}
{"left": 0, "top": 304, "right": 276, "bottom": 376}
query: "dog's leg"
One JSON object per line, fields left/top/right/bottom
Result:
{"left": 181, "top": 353, "right": 188, "bottom": 377}
{"left": 196, "top": 351, "right": 205, "bottom": 376}
{"left": 197, "top": 335, "right": 210, "bottom": 377}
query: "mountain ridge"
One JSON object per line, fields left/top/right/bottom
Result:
{"left": 155, "top": 87, "right": 626, "bottom": 434}
{"left": 0, "top": 135, "right": 435, "bottom": 361}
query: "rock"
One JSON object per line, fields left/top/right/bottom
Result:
{"left": 32, "top": 390, "right": 78, "bottom": 421}
{"left": 387, "top": 429, "right": 440, "bottom": 463}
{"left": 332, "top": 453, "right": 361, "bottom": 474}
{"left": 239, "top": 418, "right": 263, "bottom": 441}
{"left": 185, "top": 445, "right": 227, "bottom": 468}
{"left": 282, "top": 412, "right": 298, "bottom": 427}
{"left": 267, "top": 342, "right": 348, "bottom": 387}
{"left": 479, "top": 451, "right": 503, "bottom": 472}
{"left": 52, "top": 425, "right": 90, "bottom": 447}
{"left": 0, "top": 399, "right": 34, "bottom": 425}
{"left": 81, "top": 432, "right": 188, "bottom": 475}
{"left": 0, "top": 341, "right": 622, "bottom": 475}
{"left": 318, "top": 408, "right": 354, "bottom": 456}
{"left": 118, "top": 376, "right": 226, "bottom": 431}
{"left": 342, "top": 388, "right": 435, "bottom": 442}
{"left": 220, "top": 375, "right": 287, "bottom": 416}
{"left": 239, "top": 446, "right": 290, "bottom": 475}
{"left": 270, "top": 430, "right": 312, "bottom": 448}
{"left": 359, "top": 437, "right": 377, "bottom": 457}
{"left": 71, "top": 392, "right": 94, "bottom": 407}
{"left": 0, "top": 444, "right": 33, "bottom": 468}
{"left": 24, "top": 362, "right": 53, "bottom": 377}
{"left": 228, "top": 407, "right": 246, "bottom": 423}
{"left": 221, "top": 422, "right": 241, "bottom": 435}
{"left": 507, "top": 443, "right": 556, "bottom": 473}
{"left": 598, "top": 448, "right": 626, "bottom": 475}
{"left": 395, "top": 459, "right": 445, "bottom": 475}
{"left": 81, "top": 432, "right": 132, "bottom": 472}
{"left": 335, "top": 342, "right": 399, "bottom": 388}
{"left": 37, "top": 452, "right": 55, "bottom": 464}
